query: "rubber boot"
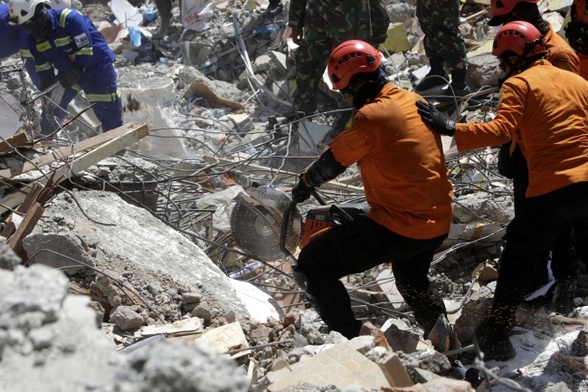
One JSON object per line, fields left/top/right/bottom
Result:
{"left": 261, "top": 0, "right": 283, "bottom": 20}
{"left": 550, "top": 279, "right": 577, "bottom": 317}
{"left": 152, "top": 0, "right": 172, "bottom": 39}
{"left": 415, "top": 58, "right": 449, "bottom": 92}
{"left": 442, "top": 66, "right": 471, "bottom": 99}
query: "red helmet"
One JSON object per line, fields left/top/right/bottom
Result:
{"left": 488, "top": 0, "right": 539, "bottom": 26}
{"left": 492, "top": 21, "right": 546, "bottom": 58}
{"left": 328, "top": 40, "right": 382, "bottom": 90}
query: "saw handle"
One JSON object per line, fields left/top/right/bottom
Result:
{"left": 280, "top": 190, "right": 326, "bottom": 264}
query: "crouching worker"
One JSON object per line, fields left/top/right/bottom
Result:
{"left": 9, "top": 0, "right": 123, "bottom": 133}
{"left": 291, "top": 40, "right": 456, "bottom": 344}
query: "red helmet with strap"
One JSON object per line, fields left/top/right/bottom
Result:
{"left": 492, "top": 20, "right": 546, "bottom": 58}
{"left": 328, "top": 40, "right": 382, "bottom": 90}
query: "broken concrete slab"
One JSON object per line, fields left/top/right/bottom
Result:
{"left": 267, "top": 342, "right": 395, "bottom": 391}
{"left": 23, "top": 232, "right": 96, "bottom": 275}
{"left": 28, "top": 190, "right": 251, "bottom": 320}
{"left": 194, "top": 321, "right": 250, "bottom": 359}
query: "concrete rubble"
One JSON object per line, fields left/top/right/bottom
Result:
{"left": 0, "top": 0, "right": 587, "bottom": 391}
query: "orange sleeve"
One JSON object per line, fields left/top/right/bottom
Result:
{"left": 545, "top": 26, "right": 581, "bottom": 74}
{"left": 456, "top": 61, "right": 588, "bottom": 197}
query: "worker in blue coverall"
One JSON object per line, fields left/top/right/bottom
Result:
{"left": 1, "top": 1, "right": 77, "bottom": 134}
{"left": 8, "top": 0, "right": 123, "bottom": 133}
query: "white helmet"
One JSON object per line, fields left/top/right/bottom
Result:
{"left": 8, "top": 0, "right": 50, "bottom": 25}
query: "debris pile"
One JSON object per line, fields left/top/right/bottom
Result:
{"left": 0, "top": 0, "right": 587, "bottom": 391}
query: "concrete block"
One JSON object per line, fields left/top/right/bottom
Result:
{"left": 379, "top": 353, "right": 413, "bottom": 387}
{"left": 267, "top": 343, "right": 392, "bottom": 391}
{"left": 227, "top": 113, "right": 253, "bottom": 133}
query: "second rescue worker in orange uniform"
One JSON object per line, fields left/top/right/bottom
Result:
{"left": 489, "top": 0, "right": 580, "bottom": 74}
{"left": 566, "top": 0, "right": 588, "bottom": 80}
{"left": 417, "top": 21, "right": 588, "bottom": 360}
{"left": 290, "top": 40, "right": 454, "bottom": 341}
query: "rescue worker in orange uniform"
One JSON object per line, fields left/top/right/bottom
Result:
{"left": 291, "top": 40, "right": 454, "bottom": 341}
{"left": 566, "top": 0, "right": 588, "bottom": 80}
{"left": 488, "top": 0, "right": 580, "bottom": 73}
{"left": 490, "top": 0, "right": 582, "bottom": 315}
{"left": 417, "top": 21, "right": 588, "bottom": 361}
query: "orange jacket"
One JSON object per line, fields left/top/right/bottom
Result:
{"left": 455, "top": 60, "right": 588, "bottom": 197}
{"left": 330, "top": 83, "right": 453, "bottom": 239}
{"left": 544, "top": 25, "right": 580, "bottom": 74}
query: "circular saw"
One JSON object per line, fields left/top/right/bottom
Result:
{"left": 230, "top": 186, "right": 303, "bottom": 262}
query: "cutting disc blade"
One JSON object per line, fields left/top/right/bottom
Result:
{"left": 231, "top": 186, "right": 302, "bottom": 262}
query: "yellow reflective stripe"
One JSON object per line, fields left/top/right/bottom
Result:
{"left": 55, "top": 37, "right": 72, "bottom": 47}
{"left": 36, "top": 62, "right": 53, "bottom": 72}
{"left": 76, "top": 47, "right": 93, "bottom": 56}
{"left": 19, "top": 49, "right": 32, "bottom": 58}
{"left": 86, "top": 90, "right": 120, "bottom": 103}
{"left": 59, "top": 9, "right": 72, "bottom": 27}
{"left": 36, "top": 41, "right": 51, "bottom": 52}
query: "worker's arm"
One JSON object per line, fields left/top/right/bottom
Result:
{"left": 292, "top": 149, "right": 347, "bottom": 200}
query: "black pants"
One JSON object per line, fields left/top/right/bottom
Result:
{"left": 296, "top": 215, "right": 447, "bottom": 338}
{"left": 487, "top": 182, "right": 588, "bottom": 339}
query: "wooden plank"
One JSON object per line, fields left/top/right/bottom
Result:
{"left": 8, "top": 202, "right": 43, "bottom": 260}
{"left": 17, "top": 183, "right": 44, "bottom": 213}
{"left": 203, "top": 155, "right": 365, "bottom": 194}
{"left": 0, "top": 133, "right": 30, "bottom": 154}
{"left": 0, "top": 124, "right": 150, "bottom": 215}
{"left": 0, "top": 221, "right": 16, "bottom": 239}
{"left": 0, "top": 123, "right": 135, "bottom": 179}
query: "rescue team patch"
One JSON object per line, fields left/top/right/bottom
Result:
{"left": 74, "top": 33, "right": 90, "bottom": 48}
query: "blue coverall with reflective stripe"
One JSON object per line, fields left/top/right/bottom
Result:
{"left": 1, "top": 4, "right": 77, "bottom": 133}
{"left": 28, "top": 8, "right": 122, "bottom": 132}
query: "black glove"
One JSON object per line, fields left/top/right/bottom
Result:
{"left": 58, "top": 63, "right": 83, "bottom": 89}
{"left": 292, "top": 173, "right": 314, "bottom": 201}
{"left": 39, "top": 76, "right": 57, "bottom": 92}
{"left": 416, "top": 100, "right": 456, "bottom": 136}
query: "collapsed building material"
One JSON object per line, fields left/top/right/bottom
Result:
{"left": 0, "top": 124, "right": 149, "bottom": 215}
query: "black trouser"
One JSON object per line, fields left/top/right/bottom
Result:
{"left": 296, "top": 215, "right": 447, "bottom": 339}
{"left": 499, "top": 143, "right": 579, "bottom": 290}
{"left": 487, "top": 182, "right": 588, "bottom": 339}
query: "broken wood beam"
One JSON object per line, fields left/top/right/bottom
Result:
{"left": 8, "top": 202, "right": 43, "bottom": 260}
{"left": 0, "top": 123, "right": 136, "bottom": 179}
{"left": 0, "top": 132, "right": 30, "bottom": 154}
{"left": 0, "top": 124, "right": 150, "bottom": 215}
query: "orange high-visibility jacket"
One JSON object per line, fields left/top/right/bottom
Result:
{"left": 544, "top": 24, "right": 580, "bottom": 74}
{"left": 455, "top": 60, "right": 588, "bottom": 197}
{"left": 330, "top": 83, "right": 453, "bottom": 240}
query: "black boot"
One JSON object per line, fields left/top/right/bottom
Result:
{"left": 442, "top": 66, "right": 471, "bottom": 99}
{"left": 261, "top": 0, "right": 283, "bottom": 20}
{"left": 152, "top": 0, "right": 172, "bottom": 39}
{"left": 415, "top": 58, "right": 449, "bottom": 92}
{"left": 550, "top": 279, "right": 577, "bottom": 316}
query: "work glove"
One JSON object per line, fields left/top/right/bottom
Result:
{"left": 39, "top": 76, "right": 57, "bottom": 92}
{"left": 58, "top": 63, "right": 83, "bottom": 89}
{"left": 416, "top": 100, "right": 456, "bottom": 137}
{"left": 292, "top": 173, "right": 314, "bottom": 201}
